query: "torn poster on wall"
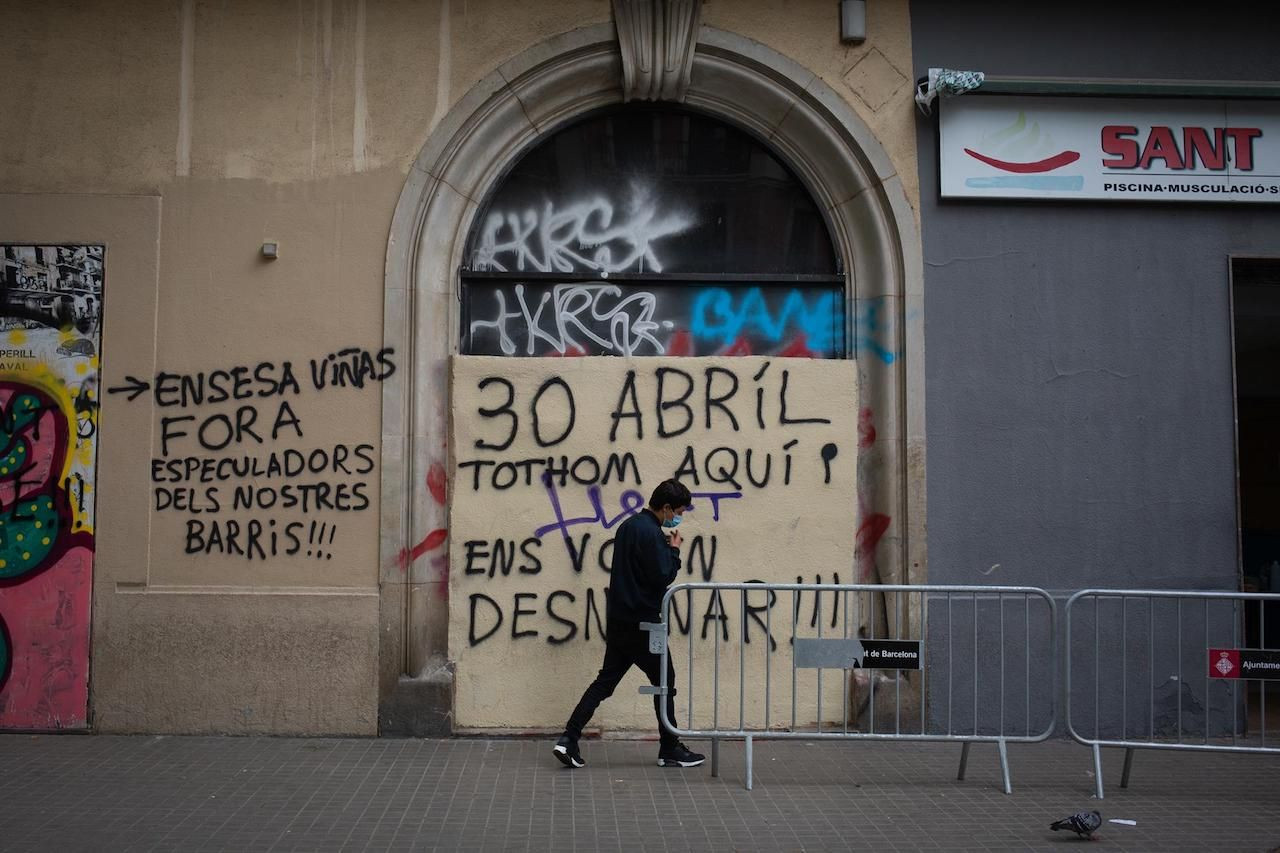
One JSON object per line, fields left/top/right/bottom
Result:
{"left": 0, "top": 244, "right": 103, "bottom": 731}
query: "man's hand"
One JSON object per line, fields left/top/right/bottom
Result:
{"left": 666, "top": 530, "right": 683, "bottom": 548}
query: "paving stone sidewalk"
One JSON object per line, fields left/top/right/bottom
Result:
{"left": 1, "top": 734, "right": 1277, "bottom": 852}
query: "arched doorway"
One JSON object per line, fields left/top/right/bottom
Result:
{"left": 378, "top": 23, "right": 923, "bottom": 734}
{"left": 461, "top": 105, "right": 844, "bottom": 359}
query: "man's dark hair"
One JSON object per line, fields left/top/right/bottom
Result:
{"left": 648, "top": 478, "right": 692, "bottom": 511}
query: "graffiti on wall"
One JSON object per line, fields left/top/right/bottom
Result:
{"left": 470, "top": 189, "right": 694, "bottom": 276}
{"left": 464, "top": 282, "right": 856, "bottom": 359}
{"left": 0, "top": 245, "right": 102, "bottom": 730}
{"left": 109, "top": 347, "right": 397, "bottom": 561}
{"left": 448, "top": 355, "right": 859, "bottom": 729}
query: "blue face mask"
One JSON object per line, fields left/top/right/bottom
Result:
{"left": 662, "top": 514, "right": 683, "bottom": 529}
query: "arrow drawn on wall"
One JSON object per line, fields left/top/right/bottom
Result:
{"left": 106, "top": 376, "right": 150, "bottom": 401}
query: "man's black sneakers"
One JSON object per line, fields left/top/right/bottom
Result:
{"left": 657, "top": 741, "right": 705, "bottom": 768}
{"left": 553, "top": 735, "right": 585, "bottom": 769}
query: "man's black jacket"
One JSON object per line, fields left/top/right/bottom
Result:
{"left": 606, "top": 509, "right": 682, "bottom": 624}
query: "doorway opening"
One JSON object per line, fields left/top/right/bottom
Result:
{"left": 1231, "top": 257, "right": 1280, "bottom": 736}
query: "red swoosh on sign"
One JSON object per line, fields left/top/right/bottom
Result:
{"left": 963, "top": 148, "right": 1080, "bottom": 173}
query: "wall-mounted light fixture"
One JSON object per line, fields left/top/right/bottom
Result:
{"left": 840, "top": 0, "right": 866, "bottom": 44}
{"left": 261, "top": 241, "right": 279, "bottom": 260}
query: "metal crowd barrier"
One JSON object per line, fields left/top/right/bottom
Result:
{"left": 641, "top": 582, "right": 1059, "bottom": 792}
{"left": 1065, "top": 588, "right": 1280, "bottom": 799}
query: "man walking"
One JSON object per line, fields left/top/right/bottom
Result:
{"left": 553, "top": 479, "right": 705, "bottom": 769}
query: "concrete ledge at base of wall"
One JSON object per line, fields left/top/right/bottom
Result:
{"left": 380, "top": 673, "right": 454, "bottom": 737}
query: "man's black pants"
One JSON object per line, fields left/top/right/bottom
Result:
{"left": 564, "top": 620, "right": 679, "bottom": 747}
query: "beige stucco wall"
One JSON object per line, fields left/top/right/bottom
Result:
{"left": 0, "top": 0, "right": 916, "bottom": 734}
{"left": 450, "top": 356, "right": 857, "bottom": 731}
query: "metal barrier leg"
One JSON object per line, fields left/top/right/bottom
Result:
{"left": 997, "top": 738, "right": 1012, "bottom": 795}
{"left": 745, "top": 735, "right": 753, "bottom": 791}
{"left": 711, "top": 738, "right": 720, "bottom": 778}
{"left": 1120, "top": 747, "right": 1134, "bottom": 789}
{"left": 957, "top": 742, "right": 970, "bottom": 781}
{"left": 1092, "top": 743, "right": 1105, "bottom": 800}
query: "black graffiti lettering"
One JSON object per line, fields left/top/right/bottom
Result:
{"left": 332, "top": 444, "right": 351, "bottom": 474}
{"left": 492, "top": 462, "right": 519, "bottom": 490}
{"left": 655, "top": 367, "right": 694, "bottom": 438}
{"left": 184, "top": 518, "right": 206, "bottom": 554}
{"left": 511, "top": 458, "right": 547, "bottom": 486}
{"left": 512, "top": 593, "right": 539, "bottom": 639}
{"left": 245, "top": 519, "right": 268, "bottom": 560}
{"left": 271, "top": 400, "right": 304, "bottom": 441}
{"left": 154, "top": 486, "right": 221, "bottom": 514}
{"left": 596, "top": 537, "right": 614, "bottom": 573}
{"left": 224, "top": 519, "right": 245, "bottom": 556}
{"left": 197, "top": 411, "right": 235, "bottom": 451}
{"left": 475, "top": 376, "right": 518, "bottom": 451}
{"left": 354, "top": 443, "right": 376, "bottom": 475}
{"left": 492, "top": 539, "right": 518, "bottom": 578}
{"left": 468, "top": 593, "right": 504, "bottom": 646}
{"left": 252, "top": 361, "right": 301, "bottom": 398}
{"left": 704, "top": 367, "right": 740, "bottom": 431}
{"left": 779, "top": 369, "right": 831, "bottom": 425}
{"left": 155, "top": 371, "right": 182, "bottom": 407}
{"left": 238, "top": 405, "right": 264, "bottom": 444}
{"left": 518, "top": 537, "right": 542, "bottom": 574}
{"left": 464, "top": 540, "right": 490, "bottom": 575}
{"left": 704, "top": 447, "right": 742, "bottom": 489}
{"left": 686, "top": 535, "right": 717, "bottom": 581}
{"left": 753, "top": 361, "right": 770, "bottom": 429}
{"left": 745, "top": 449, "right": 772, "bottom": 488}
{"left": 820, "top": 442, "right": 838, "bottom": 484}
{"left": 375, "top": 347, "right": 397, "bottom": 380}
{"left": 233, "top": 484, "right": 276, "bottom": 510}
{"left": 673, "top": 445, "right": 701, "bottom": 486}
{"left": 544, "top": 455, "right": 571, "bottom": 487}
{"left": 566, "top": 533, "right": 591, "bottom": 573}
{"left": 805, "top": 574, "right": 841, "bottom": 628}
{"left": 449, "top": 453, "right": 646, "bottom": 491}
{"left": 670, "top": 589, "right": 692, "bottom": 635}
{"left": 609, "top": 369, "right": 643, "bottom": 441}
{"left": 458, "top": 459, "right": 495, "bottom": 490}
{"left": 530, "top": 376, "right": 576, "bottom": 447}
{"left": 160, "top": 415, "right": 195, "bottom": 456}
{"left": 601, "top": 451, "right": 640, "bottom": 485}
{"left": 829, "top": 573, "right": 840, "bottom": 629}
{"left": 546, "top": 591, "right": 578, "bottom": 645}
{"left": 284, "top": 521, "right": 304, "bottom": 554}
{"left": 701, "top": 589, "right": 730, "bottom": 641}
{"left": 783, "top": 439, "right": 798, "bottom": 485}
{"left": 585, "top": 587, "right": 606, "bottom": 642}
{"left": 743, "top": 581, "right": 778, "bottom": 651}
{"left": 570, "top": 455, "right": 600, "bottom": 485}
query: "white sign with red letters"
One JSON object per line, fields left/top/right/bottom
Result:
{"left": 939, "top": 96, "right": 1280, "bottom": 202}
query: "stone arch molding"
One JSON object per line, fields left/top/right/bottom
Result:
{"left": 379, "top": 21, "right": 925, "bottom": 726}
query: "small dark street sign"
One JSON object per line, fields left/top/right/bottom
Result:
{"left": 1208, "top": 648, "right": 1280, "bottom": 680}
{"left": 793, "top": 638, "right": 922, "bottom": 670}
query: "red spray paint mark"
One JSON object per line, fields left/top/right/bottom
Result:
{"left": 546, "top": 345, "right": 586, "bottom": 357}
{"left": 723, "top": 336, "right": 753, "bottom": 357}
{"left": 427, "top": 462, "right": 447, "bottom": 506}
{"left": 855, "top": 513, "right": 891, "bottom": 580}
{"left": 398, "top": 528, "right": 448, "bottom": 573}
{"left": 858, "top": 407, "right": 877, "bottom": 449}
{"left": 430, "top": 555, "right": 450, "bottom": 601}
{"left": 778, "top": 334, "right": 816, "bottom": 358}
{"left": 666, "top": 330, "right": 692, "bottom": 356}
